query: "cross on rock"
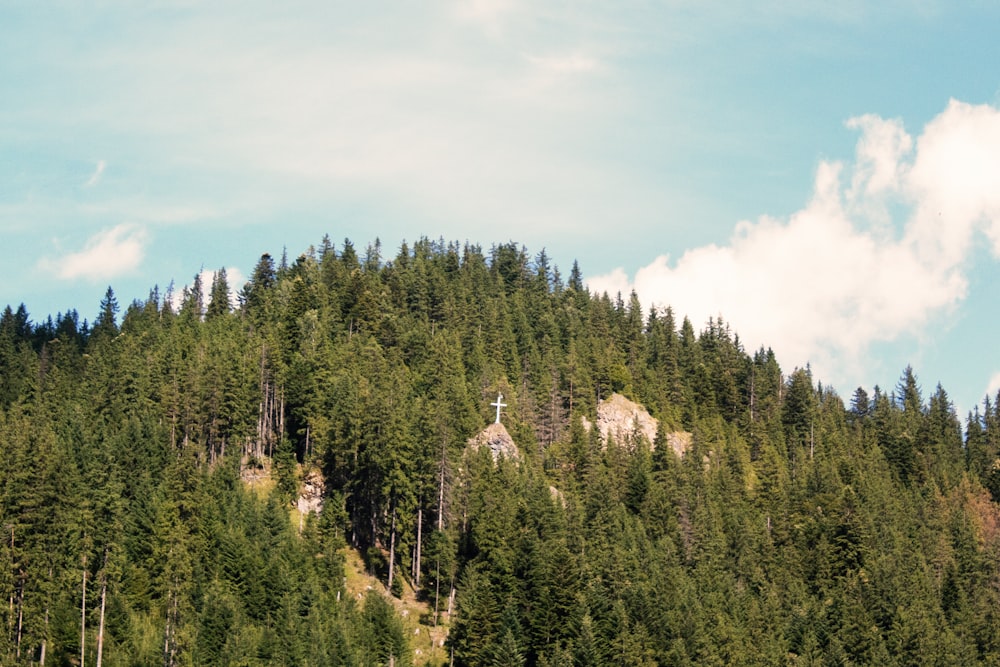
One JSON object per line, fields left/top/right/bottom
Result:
{"left": 491, "top": 393, "right": 507, "bottom": 424}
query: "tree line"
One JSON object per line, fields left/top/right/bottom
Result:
{"left": 2, "top": 235, "right": 1000, "bottom": 665}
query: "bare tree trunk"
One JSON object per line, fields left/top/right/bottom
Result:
{"left": 40, "top": 605, "right": 48, "bottom": 666}
{"left": 550, "top": 382, "right": 557, "bottom": 447}
{"left": 434, "top": 560, "right": 441, "bottom": 627}
{"left": 96, "top": 548, "right": 108, "bottom": 667}
{"left": 80, "top": 557, "right": 87, "bottom": 667}
{"left": 387, "top": 507, "right": 397, "bottom": 593}
{"left": 164, "top": 581, "right": 180, "bottom": 667}
{"left": 7, "top": 526, "right": 12, "bottom": 638}
{"left": 279, "top": 391, "right": 285, "bottom": 448}
{"left": 257, "top": 345, "right": 268, "bottom": 459}
{"left": 96, "top": 575, "right": 107, "bottom": 667}
{"left": 14, "top": 580, "right": 22, "bottom": 659}
{"left": 414, "top": 508, "right": 422, "bottom": 587}
{"left": 569, "top": 376, "right": 574, "bottom": 416}
{"left": 163, "top": 595, "right": 171, "bottom": 667}
{"left": 437, "top": 441, "right": 447, "bottom": 532}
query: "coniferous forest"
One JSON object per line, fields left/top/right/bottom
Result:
{"left": 4, "top": 236, "right": 1000, "bottom": 666}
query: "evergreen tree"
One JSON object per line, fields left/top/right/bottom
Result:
{"left": 206, "top": 267, "right": 231, "bottom": 319}
{"left": 91, "top": 286, "right": 119, "bottom": 340}
{"left": 1, "top": 235, "right": 999, "bottom": 665}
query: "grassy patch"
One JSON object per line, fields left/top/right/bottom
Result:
{"left": 340, "top": 546, "right": 451, "bottom": 666}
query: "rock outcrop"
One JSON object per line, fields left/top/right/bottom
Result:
{"left": 583, "top": 393, "right": 659, "bottom": 450}
{"left": 582, "top": 393, "right": 691, "bottom": 457}
{"left": 663, "top": 430, "right": 692, "bottom": 458}
{"left": 467, "top": 422, "right": 520, "bottom": 462}
{"left": 297, "top": 468, "right": 325, "bottom": 516}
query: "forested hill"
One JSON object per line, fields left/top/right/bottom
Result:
{"left": 3, "top": 236, "right": 1000, "bottom": 666}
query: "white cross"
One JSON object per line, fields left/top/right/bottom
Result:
{"left": 491, "top": 393, "right": 507, "bottom": 424}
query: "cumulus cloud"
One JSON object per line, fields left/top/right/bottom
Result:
{"left": 41, "top": 224, "right": 147, "bottom": 281}
{"left": 587, "top": 99, "right": 1000, "bottom": 389}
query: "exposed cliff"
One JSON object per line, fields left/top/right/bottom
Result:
{"left": 583, "top": 393, "right": 658, "bottom": 450}
{"left": 467, "top": 421, "right": 520, "bottom": 462}
{"left": 582, "top": 393, "right": 691, "bottom": 456}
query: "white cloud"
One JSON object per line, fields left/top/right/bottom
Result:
{"left": 525, "top": 52, "right": 602, "bottom": 76}
{"left": 455, "top": 0, "right": 518, "bottom": 34}
{"left": 41, "top": 224, "right": 147, "bottom": 281}
{"left": 84, "top": 159, "right": 106, "bottom": 187}
{"left": 169, "top": 267, "right": 246, "bottom": 313}
{"left": 588, "top": 100, "right": 1000, "bottom": 390}
{"left": 986, "top": 372, "right": 1000, "bottom": 402}
{"left": 21, "top": 3, "right": 638, "bottom": 247}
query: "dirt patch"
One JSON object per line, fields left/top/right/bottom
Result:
{"left": 240, "top": 455, "right": 275, "bottom": 497}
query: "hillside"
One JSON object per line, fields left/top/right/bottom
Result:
{"left": 2, "top": 236, "right": 1000, "bottom": 665}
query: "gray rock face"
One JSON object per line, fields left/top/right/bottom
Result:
{"left": 583, "top": 393, "right": 659, "bottom": 450}
{"left": 663, "top": 431, "right": 692, "bottom": 458}
{"left": 467, "top": 422, "right": 520, "bottom": 462}
{"left": 297, "top": 468, "right": 325, "bottom": 516}
{"left": 582, "top": 393, "right": 691, "bottom": 456}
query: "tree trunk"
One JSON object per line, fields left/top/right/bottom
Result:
{"left": 434, "top": 560, "right": 441, "bottom": 627}
{"left": 387, "top": 507, "right": 397, "bottom": 593}
{"left": 96, "top": 580, "right": 106, "bottom": 667}
{"left": 569, "top": 377, "right": 574, "bottom": 417}
{"left": 277, "top": 389, "right": 285, "bottom": 456}
{"left": 164, "top": 582, "right": 180, "bottom": 667}
{"left": 414, "top": 508, "right": 422, "bottom": 587}
{"left": 96, "top": 554, "right": 107, "bottom": 667}
{"left": 40, "top": 605, "right": 48, "bottom": 666}
{"left": 257, "top": 345, "right": 266, "bottom": 459}
{"left": 437, "top": 441, "right": 447, "bottom": 532}
{"left": 14, "top": 580, "right": 22, "bottom": 659}
{"left": 8, "top": 526, "right": 13, "bottom": 638}
{"left": 163, "top": 596, "right": 171, "bottom": 667}
{"left": 80, "top": 558, "right": 87, "bottom": 667}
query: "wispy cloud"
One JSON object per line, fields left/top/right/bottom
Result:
{"left": 0, "top": 2, "right": 645, "bottom": 248}
{"left": 84, "top": 159, "right": 106, "bottom": 187}
{"left": 587, "top": 100, "right": 1000, "bottom": 391}
{"left": 40, "top": 224, "right": 147, "bottom": 281}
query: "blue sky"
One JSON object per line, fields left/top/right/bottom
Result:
{"left": 3, "top": 1, "right": 1000, "bottom": 418}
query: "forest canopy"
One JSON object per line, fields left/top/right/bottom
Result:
{"left": 3, "top": 236, "right": 1000, "bottom": 666}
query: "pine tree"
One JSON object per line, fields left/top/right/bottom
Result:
{"left": 205, "top": 268, "right": 231, "bottom": 319}
{"left": 91, "top": 287, "right": 119, "bottom": 341}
